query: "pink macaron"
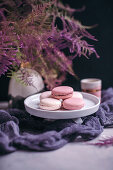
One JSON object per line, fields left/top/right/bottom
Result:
{"left": 39, "top": 98, "right": 62, "bottom": 111}
{"left": 63, "top": 98, "right": 84, "bottom": 110}
{"left": 72, "top": 92, "right": 83, "bottom": 99}
{"left": 52, "top": 86, "right": 73, "bottom": 100}
{"left": 40, "top": 91, "right": 51, "bottom": 100}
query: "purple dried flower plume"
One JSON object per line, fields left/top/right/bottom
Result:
{"left": 90, "top": 136, "right": 113, "bottom": 147}
{"left": 0, "top": 0, "right": 99, "bottom": 89}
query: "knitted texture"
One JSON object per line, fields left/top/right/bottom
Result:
{"left": 0, "top": 88, "right": 113, "bottom": 155}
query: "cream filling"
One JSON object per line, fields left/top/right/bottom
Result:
{"left": 52, "top": 93, "right": 72, "bottom": 97}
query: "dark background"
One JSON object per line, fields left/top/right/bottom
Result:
{"left": 0, "top": 0, "right": 113, "bottom": 101}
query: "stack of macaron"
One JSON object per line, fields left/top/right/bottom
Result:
{"left": 39, "top": 86, "right": 84, "bottom": 111}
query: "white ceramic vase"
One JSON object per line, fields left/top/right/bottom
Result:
{"left": 8, "top": 69, "right": 44, "bottom": 98}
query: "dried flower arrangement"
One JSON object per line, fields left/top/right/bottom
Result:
{"left": 90, "top": 136, "right": 113, "bottom": 147}
{"left": 0, "top": 0, "right": 99, "bottom": 89}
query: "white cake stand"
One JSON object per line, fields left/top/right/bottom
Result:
{"left": 24, "top": 92, "right": 100, "bottom": 120}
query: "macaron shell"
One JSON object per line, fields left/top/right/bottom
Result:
{"left": 63, "top": 98, "right": 84, "bottom": 110}
{"left": 72, "top": 92, "right": 83, "bottom": 99}
{"left": 52, "top": 86, "right": 73, "bottom": 95}
{"left": 40, "top": 91, "right": 51, "bottom": 100}
{"left": 39, "top": 98, "right": 61, "bottom": 110}
{"left": 52, "top": 86, "right": 73, "bottom": 99}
